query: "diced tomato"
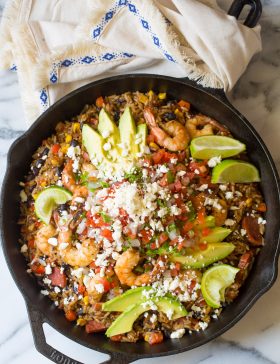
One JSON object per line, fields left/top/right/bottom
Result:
{"left": 92, "top": 302, "right": 103, "bottom": 311}
{"left": 51, "top": 144, "right": 60, "bottom": 154}
{"left": 158, "top": 232, "right": 169, "bottom": 245}
{"left": 238, "top": 252, "right": 252, "bottom": 270}
{"left": 199, "top": 242, "right": 208, "bottom": 251}
{"left": 177, "top": 151, "right": 186, "bottom": 162}
{"left": 96, "top": 96, "right": 105, "bottom": 108}
{"left": 139, "top": 229, "right": 153, "bottom": 244}
{"left": 182, "top": 221, "right": 194, "bottom": 233}
{"left": 152, "top": 149, "right": 165, "bottom": 164}
{"left": 48, "top": 267, "right": 67, "bottom": 288}
{"left": 242, "top": 216, "right": 263, "bottom": 246}
{"left": 257, "top": 203, "right": 267, "bottom": 212}
{"left": 147, "top": 134, "right": 155, "bottom": 144}
{"left": 126, "top": 229, "right": 137, "bottom": 239}
{"left": 174, "top": 180, "right": 182, "bottom": 192}
{"left": 85, "top": 320, "right": 106, "bottom": 333}
{"left": 100, "top": 228, "right": 113, "bottom": 242}
{"left": 197, "top": 208, "right": 206, "bottom": 225}
{"left": 31, "top": 263, "right": 45, "bottom": 275}
{"left": 144, "top": 331, "right": 164, "bottom": 345}
{"left": 110, "top": 334, "right": 123, "bottom": 342}
{"left": 202, "top": 227, "right": 211, "bottom": 237}
{"left": 188, "top": 160, "right": 208, "bottom": 176}
{"left": 158, "top": 174, "right": 168, "bottom": 187}
{"left": 178, "top": 100, "right": 191, "bottom": 111}
{"left": 89, "top": 261, "right": 97, "bottom": 269}
{"left": 171, "top": 269, "right": 179, "bottom": 277}
{"left": 78, "top": 284, "right": 86, "bottom": 294}
{"left": 86, "top": 213, "right": 110, "bottom": 228}
{"left": 119, "top": 208, "right": 129, "bottom": 226}
{"left": 65, "top": 310, "right": 77, "bottom": 322}
{"left": 188, "top": 279, "right": 197, "bottom": 292}
{"left": 150, "top": 242, "right": 157, "bottom": 250}
{"left": 89, "top": 117, "right": 98, "bottom": 126}
{"left": 28, "top": 239, "right": 35, "bottom": 249}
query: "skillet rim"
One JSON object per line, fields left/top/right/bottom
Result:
{"left": 1, "top": 74, "right": 280, "bottom": 361}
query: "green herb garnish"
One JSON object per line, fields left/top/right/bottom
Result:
{"left": 167, "top": 170, "right": 175, "bottom": 183}
{"left": 100, "top": 212, "right": 112, "bottom": 223}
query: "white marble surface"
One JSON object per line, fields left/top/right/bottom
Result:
{"left": 0, "top": 0, "right": 280, "bottom": 363}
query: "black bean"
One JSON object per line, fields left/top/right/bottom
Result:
{"left": 56, "top": 166, "right": 63, "bottom": 177}
{"left": 31, "top": 166, "right": 40, "bottom": 176}
{"left": 57, "top": 203, "right": 68, "bottom": 214}
{"left": 77, "top": 308, "right": 84, "bottom": 316}
{"left": 163, "top": 329, "right": 172, "bottom": 338}
{"left": 26, "top": 172, "right": 35, "bottom": 182}
{"left": 113, "top": 111, "right": 120, "bottom": 122}
{"left": 41, "top": 147, "right": 49, "bottom": 157}
{"left": 61, "top": 263, "right": 71, "bottom": 275}
{"left": 163, "top": 112, "right": 176, "bottom": 121}
{"left": 35, "top": 159, "right": 44, "bottom": 169}
{"left": 70, "top": 139, "right": 79, "bottom": 147}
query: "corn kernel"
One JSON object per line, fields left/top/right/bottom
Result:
{"left": 83, "top": 296, "right": 89, "bottom": 305}
{"left": 174, "top": 108, "right": 180, "bottom": 115}
{"left": 40, "top": 181, "right": 47, "bottom": 187}
{"left": 246, "top": 198, "right": 252, "bottom": 207}
{"left": 149, "top": 142, "right": 159, "bottom": 151}
{"left": 32, "top": 193, "right": 38, "bottom": 200}
{"left": 148, "top": 90, "right": 154, "bottom": 97}
{"left": 50, "top": 158, "right": 59, "bottom": 166}
{"left": 158, "top": 92, "right": 166, "bottom": 100}
{"left": 61, "top": 144, "right": 69, "bottom": 154}
{"left": 76, "top": 318, "right": 87, "bottom": 326}
{"left": 72, "top": 122, "right": 80, "bottom": 133}
{"left": 65, "top": 134, "right": 72, "bottom": 143}
{"left": 139, "top": 94, "right": 148, "bottom": 104}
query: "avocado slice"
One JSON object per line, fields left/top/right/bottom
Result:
{"left": 170, "top": 242, "right": 235, "bottom": 268}
{"left": 136, "top": 123, "right": 147, "bottom": 154}
{"left": 105, "top": 296, "right": 187, "bottom": 337}
{"left": 202, "top": 227, "right": 232, "bottom": 243}
{"left": 103, "top": 287, "right": 153, "bottom": 312}
{"left": 82, "top": 124, "right": 109, "bottom": 166}
{"left": 118, "top": 107, "right": 138, "bottom": 157}
{"left": 98, "top": 109, "right": 121, "bottom": 161}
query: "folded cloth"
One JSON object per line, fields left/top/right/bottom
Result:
{"left": 0, "top": 0, "right": 262, "bottom": 124}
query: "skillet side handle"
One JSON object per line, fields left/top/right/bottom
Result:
{"left": 26, "top": 303, "right": 136, "bottom": 364}
{"left": 228, "top": 0, "right": 262, "bottom": 28}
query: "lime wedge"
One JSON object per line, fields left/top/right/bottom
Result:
{"left": 190, "top": 136, "right": 246, "bottom": 159}
{"left": 35, "top": 186, "right": 72, "bottom": 224}
{"left": 201, "top": 264, "right": 239, "bottom": 308}
{"left": 211, "top": 160, "right": 260, "bottom": 183}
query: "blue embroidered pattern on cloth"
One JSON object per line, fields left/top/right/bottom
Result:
{"left": 92, "top": 0, "right": 176, "bottom": 63}
{"left": 39, "top": 88, "right": 49, "bottom": 110}
{"left": 49, "top": 51, "right": 134, "bottom": 85}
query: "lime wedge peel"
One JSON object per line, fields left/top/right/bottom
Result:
{"left": 35, "top": 186, "right": 72, "bottom": 224}
{"left": 211, "top": 159, "right": 260, "bottom": 183}
{"left": 201, "top": 264, "right": 239, "bottom": 308}
{"left": 190, "top": 136, "right": 246, "bottom": 159}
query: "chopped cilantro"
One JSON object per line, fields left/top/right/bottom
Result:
{"left": 80, "top": 171, "right": 89, "bottom": 185}
{"left": 167, "top": 170, "right": 175, "bottom": 183}
{"left": 124, "top": 167, "right": 142, "bottom": 183}
{"left": 167, "top": 223, "right": 177, "bottom": 232}
{"left": 100, "top": 212, "right": 112, "bottom": 223}
{"left": 100, "top": 181, "right": 110, "bottom": 188}
{"left": 186, "top": 201, "right": 196, "bottom": 221}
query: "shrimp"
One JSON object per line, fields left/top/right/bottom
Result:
{"left": 143, "top": 107, "right": 190, "bottom": 151}
{"left": 84, "top": 275, "right": 105, "bottom": 303}
{"left": 115, "top": 249, "right": 151, "bottom": 286}
{"left": 186, "top": 114, "right": 229, "bottom": 139}
{"left": 62, "top": 160, "right": 88, "bottom": 198}
{"left": 57, "top": 230, "right": 98, "bottom": 267}
{"left": 35, "top": 224, "right": 57, "bottom": 256}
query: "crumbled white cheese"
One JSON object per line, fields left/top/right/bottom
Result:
{"left": 103, "top": 142, "right": 111, "bottom": 151}
{"left": 76, "top": 219, "right": 87, "bottom": 234}
{"left": 41, "top": 290, "right": 49, "bottom": 296}
{"left": 48, "top": 237, "right": 58, "bottom": 246}
{"left": 20, "top": 244, "right": 28, "bottom": 253}
{"left": 71, "top": 267, "right": 85, "bottom": 279}
{"left": 198, "top": 321, "right": 208, "bottom": 330}
{"left": 225, "top": 219, "right": 235, "bottom": 226}
{"left": 170, "top": 329, "right": 185, "bottom": 339}
{"left": 198, "top": 184, "right": 208, "bottom": 191}
{"left": 225, "top": 192, "right": 233, "bottom": 200}
{"left": 207, "top": 156, "right": 221, "bottom": 168}
{"left": 43, "top": 278, "right": 52, "bottom": 285}
{"left": 258, "top": 217, "right": 266, "bottom": 225}
{"left": 177, "top": 170, "right": 186, "bottom": 177}
{"left": 150, "top": 314, "right": 157, "bottom": 323}
{"left": 94, "top": 283, "right": 105, "bottom": 294}
{"left": 59, "top": 242, "right": 69, "bottom": 250}
{"left": 101, "top": 130, "right": 111, "bottom": 139}
{"left": 74, "top": 197, "right": 85, "bottom": 203}
{"left": 45, "top": 264, "right": 52, "bottom": 275}
{"left": 20, "top": 190, "right": 28, "bottom": 202}
{"left": 240, "top": 228, "right": 247, "bottom": 236}
{"left": 219, "top": 184, "right": 227, "bottom": 191}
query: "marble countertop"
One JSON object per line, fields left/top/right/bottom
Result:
{"left": 0, "top": 0, "right": 280, "bottom": 363}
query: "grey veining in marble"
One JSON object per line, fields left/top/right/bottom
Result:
{"left": 0, "top": 0, "right": 279, "bottom": 363}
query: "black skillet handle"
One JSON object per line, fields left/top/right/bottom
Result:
{"left": 228, "top": 0, "right": 262, "bottom": 28}
{"left": 26, "top": 303, "right": 137, "bottom": 364}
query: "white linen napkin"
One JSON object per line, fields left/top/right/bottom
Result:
{"left": 0, "top": 0, "right": 262, "bottom": 125}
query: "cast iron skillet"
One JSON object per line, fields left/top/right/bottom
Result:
{"left": 2, "top": 1, "right": 280, "bottom": 364}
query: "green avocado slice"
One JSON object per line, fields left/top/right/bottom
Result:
{"left": 118, "top": 106, "right": 138, "bottom": 157}
{"left": 136, "top": 123, "right": 147, "bottom": 155}
{"left": 105, "top": 296, "right": 187, "bottom": 337}
{"left": 98, "top": 108, "right": 121, "bottom": 161}
{"left": 103, "top": 287, "right": 152, "bottom": 312}
{"left": 170, "top": 242, "right": 235, "bottom": 268}
{"left": 82, "top": 124, "right": 109, "bottom": 166}
{"left": 202, "top": 227, "right": 232, "bottom": 243}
